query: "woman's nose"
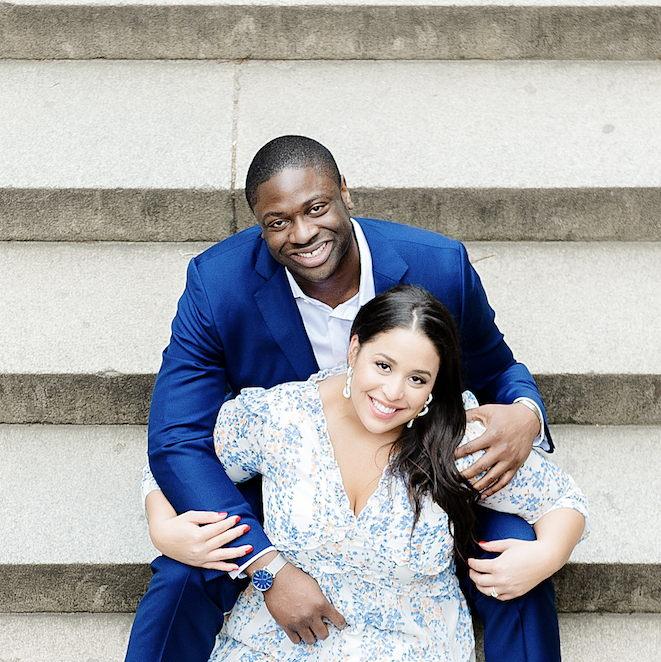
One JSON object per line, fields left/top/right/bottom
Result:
{"left": 382, "top": 378, "right": 405, "bottom": 402}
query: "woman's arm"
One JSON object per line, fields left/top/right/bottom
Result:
{"left": 145, "top": 488, "right": 253, "bottom": 572}
{"left": 455, "top": 414, "right": 588, "bottom": 600}
{"left": 139, "top": 387, "right": 271, "bottom": 571}
{"left": 466, "top": 507, "right": 585, "bottom": 600}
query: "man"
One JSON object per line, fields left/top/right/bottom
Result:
{"left": 126, "top": 136, "right": 558, "bottom": 661}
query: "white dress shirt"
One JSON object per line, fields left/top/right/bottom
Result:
{"left": 285, "top": 219, "right": 376, "bottom": 369}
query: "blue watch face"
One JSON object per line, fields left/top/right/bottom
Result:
{"left": 252, "top": 569, "right": 274, "bottom": 592}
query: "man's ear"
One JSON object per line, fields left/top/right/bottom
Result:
{"left": 347, "top": 334, "right": 360, "bottom": 366}
{"left": 340, "top": 175, "right": 354, "bottom": 211}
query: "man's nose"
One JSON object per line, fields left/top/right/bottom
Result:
{"left": 289, "top": 217, "right": 318, "bottom": 245}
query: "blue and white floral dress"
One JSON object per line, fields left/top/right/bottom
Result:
{"left": 142, "top": 367, "right": 588, "bottom": 662}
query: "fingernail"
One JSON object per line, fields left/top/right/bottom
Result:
{"left": 218, "top": 512, "right": 227, "bottom": 517}
{"left": 478, "top": 541, "right": 487, "bottom": 545}
{"left": 234, "top": 516, "right": 242, "bottom": 524}
{"left": 243, "top": 524, "right": 251, "bottom": 533}
{"left": 244, "top": 545, "right": 253, "bottom": 554}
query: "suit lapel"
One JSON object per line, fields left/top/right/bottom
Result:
{"left": 253, "top": 242, "right": 319, "bottom": 380}
{"left": 358, "top": 219, "right": 409, "bottom": 293}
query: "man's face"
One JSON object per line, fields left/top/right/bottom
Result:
{"left": 252, "top": 167, "right": 355, "bottom": 284}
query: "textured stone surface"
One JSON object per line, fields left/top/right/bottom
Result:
{"left": 0, "top": 374, "right": 153, "bottom": 425}
{"left": 1, "top": 562, "right": 658, "bottom": 614}
{"left": 555, "top": 564, "right": 661, "bottom": 613}
{"left": 550, "top": 426, "right": 661, "bottom": 566}
{"left": 0, "top": 613, "right": 133, "bottom": 661}
{"left": 0, "top": 242, "right": 211, "bottom": 375}
{"left": 346, "top": 187, "right": 661, "bottom": 242}
{"left": 0, "top": 188, "right": 234, "bottom": 242}
{"left": 0, "top": 5, "right": 659, "bottom": 60}
{"left": 0, "top": 564, "right": 151, "bottom": 613}
{"left": 1, "top": 373, "right": 659, "bottom": 425}
{"left": 0, "top": 61, "right": 234, "bottom": 188}
{"left": 464, "top": 242, "right": 661, "bottom": 374}
{"left": 1, "top": 612, "right": 660, "bottom": 662}
{"left": 235, "top": 61, "right": 661, "bottom": 188}
{"left": 1, "top": 241, "right": 659, "bottom": 375}
{"left": 557, "top": 614, "right": 661, "bottom": 662}
{"left": 2, "top": 60, "right": 659, "bottom": 190}
{"left": 537, "top": 374, "right": 661, "bottom": 425}
{"left": 0, "top": 425, "right": 155, "bottom": 564}
{"left": 5, "top": 187, "right": 660, "bottom": 242}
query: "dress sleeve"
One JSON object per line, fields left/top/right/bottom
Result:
{"left": 141, "top": 460, "right": 161, "bottom": 500}
{"left": 456, "top": 394, "right": 589, "bottom": 536}
{"left": 213, "top": 387, "right": 268, "bottom": 483}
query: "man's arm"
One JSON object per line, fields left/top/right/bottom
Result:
{"left": 454, "top": 243, "right": 552, "bottom": 493}
{"left": 148, "top": 257, "right": 271, "bottom": 562}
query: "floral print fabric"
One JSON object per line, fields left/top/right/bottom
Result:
{"left": 142, "top": 367, "right": 588, "bottom": 661}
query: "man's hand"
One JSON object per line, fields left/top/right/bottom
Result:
{"left": 467, "top": 539, "right": 560, "bottom": 601}
{"left": 455, "top": 403, "right": 539, "bottom": 496}
{"left": 250, "top": 553, "right": 347, "bottom": 645}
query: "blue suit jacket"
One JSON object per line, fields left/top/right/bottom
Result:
{"left": 148, "top": 217, "right": 551, "bottom": 561}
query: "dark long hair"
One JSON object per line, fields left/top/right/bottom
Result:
{"left": 350, "top": 285, "right": 478, "bottom": 560}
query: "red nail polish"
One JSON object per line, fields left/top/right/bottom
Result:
{"left": 235, "top": 516, "right": 242, "bottom": 524}
{"left": 244, "top": 545, "right": 253, "bottom": 554}
{"left": 243, "top": 524, "right": 251, "bottom": 533}
{"left": 218, "top": 512, "right": 227, "bottom": 517}
{"left": 479, "top": 541, "right": 487, "bottom": 545}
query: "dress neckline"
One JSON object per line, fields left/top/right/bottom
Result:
{"left": 306, "top": 366, "right": 390, "bottom": 521}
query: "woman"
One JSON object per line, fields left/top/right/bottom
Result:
{"left": 142, "top": 285, "right": 587, "bottom": 661}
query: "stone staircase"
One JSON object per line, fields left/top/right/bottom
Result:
{"left": 0, "top": 1, "right": 659, "bottom": 660}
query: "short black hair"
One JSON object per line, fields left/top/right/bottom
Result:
{"left": 245, "top": 135, "right": 342, "bottom": 210}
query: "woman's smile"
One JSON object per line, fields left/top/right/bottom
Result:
{"left": 367, "top": 394, "right": 402, "bottom": 420}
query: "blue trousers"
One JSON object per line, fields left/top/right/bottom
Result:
{"left": 125, "top": 507, "right": 560, "bottom": 662}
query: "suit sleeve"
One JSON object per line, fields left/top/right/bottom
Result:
{"left": 457, "top": 243, "right": 553, "bottom": 448}
{"left": 148, "top": 258, "right": 272, "bottom": 563}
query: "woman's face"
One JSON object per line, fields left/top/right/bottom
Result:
{"left": 348, "top": 326, "right": 440, "bottom": 435}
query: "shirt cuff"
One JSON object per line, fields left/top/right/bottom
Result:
{"left": 514, "top": 397, "right": 550, "bottom": 452}
{"left": 228, "top": 545, "right": 277, "bottom": 579}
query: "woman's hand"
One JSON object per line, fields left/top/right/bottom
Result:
{"left": 467, "top": 539, "right": 559, "bottom": 601}
{"left": 149, "top": 509, "right": 253, "bottom": 572}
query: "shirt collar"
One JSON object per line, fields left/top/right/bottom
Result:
{"left": 285, "top": 219, "right": 376, "bottom": 307}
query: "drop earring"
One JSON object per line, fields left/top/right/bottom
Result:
{"left": 406, "top": 393, "right": 433, "bottom": 428}
{"left": 342, "top": 366, "right": 353, "bottom": 399}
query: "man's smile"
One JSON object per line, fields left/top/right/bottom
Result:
{"left": 287, "top": 240, "right": 333, "bottom": 268}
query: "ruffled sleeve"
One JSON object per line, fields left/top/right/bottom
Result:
{"left": 213, "top": 387, "right": 269, "bottom": 483}
{"left": 455, "top": 391, "right": 589, "bottom": 536}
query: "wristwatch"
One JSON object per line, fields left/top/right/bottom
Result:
{"left": 251, "top": 553, "right": 289, "bottom": 592}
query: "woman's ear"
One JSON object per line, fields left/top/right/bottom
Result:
{"left": 347, "top": 335, "right": 360, "bottom": 367}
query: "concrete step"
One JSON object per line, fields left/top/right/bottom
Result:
{"left": 0, "top": 241, "right": 659, "bottom": 424}
{"left": 0, "top": 424, "right": 659, "bottom": 613}
{"left": 1, "top": 2, "right": 660, "bottom": 61}
{"left": 0, "top": 613, "right": 659, "bottom": 662}
{"left": 4, "top": 187, "right": 659, "bottom": 243}
{"left": 0, "top": 59, "right": 659, "bottom": 241}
